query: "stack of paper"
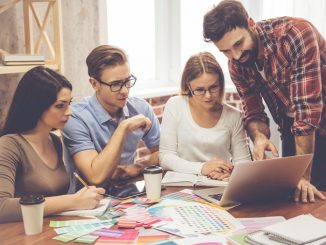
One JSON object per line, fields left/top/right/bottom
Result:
{"left": 51, "top": 219, "right": 114, "bottom": 243}
{"left": 245, "top": 214, "right": 326, "bottom": 245}
{"left": 227, "top": 216, "right": 286, "bottom": 245}
{"left": 93, "top": 229, "right": 139, "bottom": 244}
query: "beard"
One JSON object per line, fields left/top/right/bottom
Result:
{"left": 233, "top": 31, "right": 259, "bottom": 67}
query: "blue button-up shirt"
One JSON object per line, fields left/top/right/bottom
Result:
{"left": 62, "top": 94, "right": 160, "bottom": 165}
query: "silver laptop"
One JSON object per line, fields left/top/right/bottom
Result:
{"left": 193, "top": 154, "right": 313, "bottom": 207}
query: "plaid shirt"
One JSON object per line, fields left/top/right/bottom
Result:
{"left": 229, "top": 17, "right": 326, "bottom": 136}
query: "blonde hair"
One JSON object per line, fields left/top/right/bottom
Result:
{"left": 180, "top": 52, "right": 225, "bottom": 99}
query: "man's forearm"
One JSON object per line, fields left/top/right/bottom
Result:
{"left": 295, "top": 133, "right": 315, "bottom": 180}
{"left": 247, "top": 120, "right": 271, "bottom": 143}
{"left": 90, "top": 123, "right": 129, "bottom": 184}
{"left": 136, "top": 149, "right": 159, "bottom": 170}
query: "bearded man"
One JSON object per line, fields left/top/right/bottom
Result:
{"left": 203, "top": 0, "right": 326, "bottom": 203}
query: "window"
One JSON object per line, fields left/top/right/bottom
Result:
{"left": 107, "top": 0, "right": 326, "bottom": 95}
{"left": 107, "top": 0, "right": 235, "bottom": 94}
{"left": 107, "top": 0, "right": 155, "bottom": 81}
{"left": 180, "top": 0, "right": 232, "bottom": 88}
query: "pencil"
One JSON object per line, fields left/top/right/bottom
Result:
{"left": 73, "top": 172, "right": 111, "bottom": 197}
{"left": 73, "top": 172, "right": 89, "bottom": 188}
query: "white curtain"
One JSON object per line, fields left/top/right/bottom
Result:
{"left": 258, "top": 0, "right": 326, "bottom": 36}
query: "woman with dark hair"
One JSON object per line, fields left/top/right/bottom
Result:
{"left": 160, "top": 52, "right": 251, "bottom": 180}
{"left": 0, "top": 66, "right": 105, "bottom": 223}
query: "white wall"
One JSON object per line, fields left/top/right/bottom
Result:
{"left": 0, "top": 0, "right": 108, "bottom": 126}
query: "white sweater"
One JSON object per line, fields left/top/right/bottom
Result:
{"left": 159, "top": 96, "right": 251, "bottom": 175}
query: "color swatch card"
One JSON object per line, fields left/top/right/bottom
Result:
{"left": 137, "top": 235, "right": 171, "bottom": 245}
{"left": 54, "top": 220, "right": 114, "bottom": 234}
{"left": 120, "top": 205, "right": 161, "bottom": 227}
{"left": 165, "top": 203, "right": 243, "bottom": 235}
{"left": 49, "top": 219, "right": 102, "bottom": 228}
{"left": 152, "top": 220, "right": 199, "bottom": 238}
{"left": 162, "top": 189, "right": 206, "bottom": 203}
{"left": 161, "top": 189, "right": 222, "bottom": 209}
{"left": 97, "top": 209, "right": 124, "bottom": 220}
{"left": 148, "top": 199, "right": 200, "bottom": 222}
{"left": 94, "top": 229, "right": 139, "bottom": 244}
{"left": 74, "top": 234, "right": 99, "bottom": 244}
{"left": 53, "top": 231, "right": 91, "bottom": 243}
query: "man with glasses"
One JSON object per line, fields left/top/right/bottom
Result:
{"left": 203, "top": 0, "right": 326, "bottom": 203}
{"left": 62, "top": 45, "right": 160, "bottom": 187}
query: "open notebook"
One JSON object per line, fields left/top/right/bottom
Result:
{"left": 161, "top": 171, "right": 228, "bottom": 187}
{"left": 55, "top": 198, "right": 111, "bottom": 217}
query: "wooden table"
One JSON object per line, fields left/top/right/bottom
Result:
{"left": 1, "top": 187, "right": 325, "bottom": 245}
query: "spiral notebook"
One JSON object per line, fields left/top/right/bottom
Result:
{"left": 245, "top": 214, "right": 326, "bottom": 245}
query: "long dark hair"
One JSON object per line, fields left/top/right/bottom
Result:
{"left": 1, "top": 66, "right": 72, "bottom": 136}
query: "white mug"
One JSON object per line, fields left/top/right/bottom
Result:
{"left": 20, "top": 195, "right": 45, "bottom": 235}
{"left": 143, "top": 165, "right": 163, "bottom": 202}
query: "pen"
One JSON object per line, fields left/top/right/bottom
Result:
{"left": 73, "top": 172, "right": 110, "bottom": 197}
{"left": 73, "top": 172, "right": 89, "bottom": 188}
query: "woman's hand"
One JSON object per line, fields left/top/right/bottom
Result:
{"left": 207, "top": 170, "right": 231, "bottom": 181}
{"left": 73, "top": 186, "right": 105, "bottom": 210}
{"left": 201, "top": 159, "right": 233, "bottom": 180}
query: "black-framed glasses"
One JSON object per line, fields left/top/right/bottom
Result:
{"left": 188, "top": 83, "right": 220, "bottom": 96}
{"left": 97, "top": 74, "right": 137, "bottom": 92}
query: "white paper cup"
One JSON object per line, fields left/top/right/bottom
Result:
{"left": 143, "top": 166, "right": 163, "bottom": 202}
{"left": 19, "top": 195, "right": 45, "bottom": 235}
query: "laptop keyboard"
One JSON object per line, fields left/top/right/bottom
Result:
{"left": 209, "top": 193, "right": 223, "bottom": 201}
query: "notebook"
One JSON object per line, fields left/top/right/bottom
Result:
{"left": 245, "top": 214, "right": 326, "bottom": 245}
{"left": 193, "top": 154, "right": 313, "bottom": 207}
{"left": 161, "top": 171, "right": 228, "bottom": 187}
{"left": 56, "top": 198, "right": 111, "bottom": 217}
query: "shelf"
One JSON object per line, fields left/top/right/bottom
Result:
{"left": 0, "top": 0, "right": 62, "bottom": 75}
{"left": 0, "top": 63, "right": 59, "bottom": 74}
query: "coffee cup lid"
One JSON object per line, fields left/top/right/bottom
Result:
{"left": 143, "top": 165, "right": 163, "bottom": 174}
{"left": 19, "top": 194, "right": 45, "bottom": 205}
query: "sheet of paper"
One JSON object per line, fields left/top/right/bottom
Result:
{"left": 237, "top": 216, "right": 286, "bottom": 233}
{"left": 55, "top": 198, "right": 111, "bottom": 217}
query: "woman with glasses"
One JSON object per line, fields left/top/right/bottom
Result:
{"left": 159, "top": 52, "right": 251, "bottom": 180}
{"left": 0, "top": 66, "right": 105, "bottom": 223}
{"left": 62, "top": 45, "right": 160, "bottom": 188}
